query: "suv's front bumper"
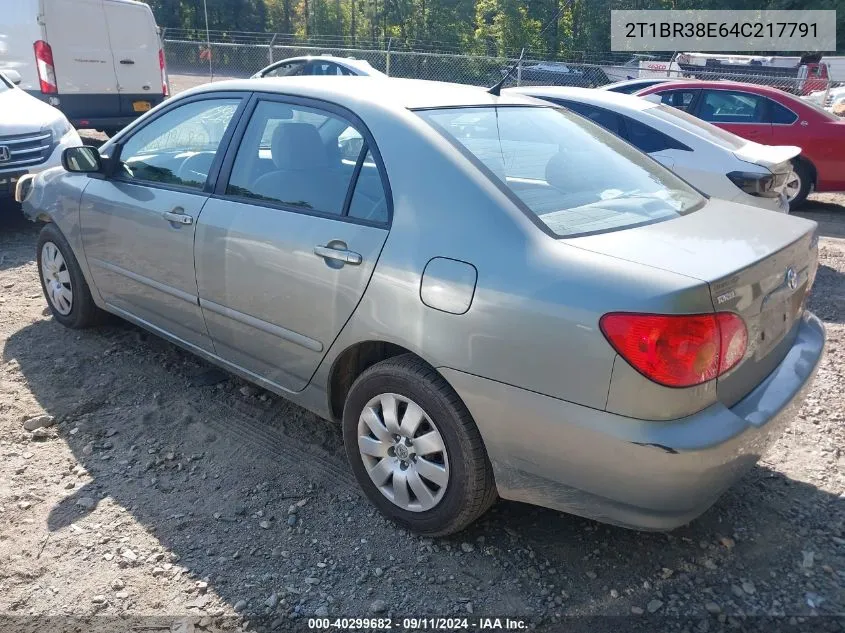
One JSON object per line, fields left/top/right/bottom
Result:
{"left": 441, "top": 311, "right": 825, "bottom": 530}
{"left": 1, "top": 130, "right": 82, "bottom": 200}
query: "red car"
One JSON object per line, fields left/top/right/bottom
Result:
{"left": 636, "top": 80, "right": 845, "bottom": 206}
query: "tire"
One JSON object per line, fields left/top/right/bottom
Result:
{"left": 343, "top": 354, "right": 497, "bottom": 536}
{"left": 786, "top": 159, "right": 813, "bottom": 208}
{"left": 37, "top": 223, "right": 105, "bottom": 329}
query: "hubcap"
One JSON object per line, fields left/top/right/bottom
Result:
{"left": 357, "top": 393, "right": 450, "bottom": 512}
{"left": 40, "top": 242, "right": 73, "bottom": 315}
{"left": 784, "top": 171, "right": 801, "bottom": 202}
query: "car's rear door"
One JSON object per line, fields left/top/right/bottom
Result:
{"left": 692, "top": 89, "right": 773, "bottom": 143}
{"left": 194, "top": 94, "right": 391, "bottom": 392}
{"left": 80, "top": 94, "right": 246, "bottom": 352}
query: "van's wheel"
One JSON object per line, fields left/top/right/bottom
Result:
{"left": 37, "top": 223, "right": 104, "bottom": 329}
{"left": 343, "top": 354, "right": 497, "bottom": 536}
{"left": 786, "top": 160, "right": 812, "bottom": 207}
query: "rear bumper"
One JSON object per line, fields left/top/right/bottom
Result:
{"left": 441, "top": 311, "right": 825, "bottom": 530}
{"left": 734, "top": 192, "right": 790, "bottom": 213}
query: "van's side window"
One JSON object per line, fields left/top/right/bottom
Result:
{"left": 117, "top": 99, "right": 240, "bottom": 190}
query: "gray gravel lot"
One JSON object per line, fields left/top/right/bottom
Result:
{"left": 1, "top": 194, "right": 843, "bottom": 633}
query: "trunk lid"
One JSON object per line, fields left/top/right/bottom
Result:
{"left": 567, "top": 199, "right": 818, "bottom": 406}
{"left": 733, "top": 142, "right": 800, "bottom": 172}
{"left": 733, "top": 142, "right": 799, "bottom": 195}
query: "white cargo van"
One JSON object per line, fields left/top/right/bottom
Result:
{"left": 0, "top": 0, "right": 168, "bottom": 136}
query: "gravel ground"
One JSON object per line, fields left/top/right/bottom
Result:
{"left": 1, "top": 190, "right": 844, "bottom": 633}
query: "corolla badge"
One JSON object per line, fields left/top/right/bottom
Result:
{"left": 0, "top": 146, "right": 10, "bottom": 162}
{"left": 786, "top": 267, "right": 798, "bottom": 290}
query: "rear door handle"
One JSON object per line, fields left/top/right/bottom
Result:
{"left": 314, "top": 244, "right": 362, "bottom": 265}
{"left": 120, "top": 59, "right": 135, "bottom": 65}
{"left": 163, "top": 209, "right": 193, "bottom": 225}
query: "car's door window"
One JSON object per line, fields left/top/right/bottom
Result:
{"left": 116, "top": 99, "right": 240, "bottom": 189}
{"left": 658, "top": 90, "right": 699, "bottom": 111}
{"left": 698, "top": 90, "right": 767, "bottom": 123}
{"left": 347, "top": 150, "right": 388, "bottom": 223}
{"left": 303, "top": 61, "right": 352, "bottom": 76}
{"left": 558, "top": 101, "right": 623, "bottom": 135}
{"left": 767, "top": 99, "right": 798, "bottom": 124}
{"left": 226, "top": 100, "right": 364, "bottom": 217}
{"left": 622, "top": 116, "right": 691, "bottom": 153}
{"left": 263, "top": 61, "right": 306, "bottom": 77}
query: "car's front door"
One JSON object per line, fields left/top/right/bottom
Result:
{"left": 80, "top": 95, "right": 245, "bottom": 351}
{"left": 195, "top": 96, "right": 391, "bottom": 392}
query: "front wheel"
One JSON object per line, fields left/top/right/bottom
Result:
{"left": 37, "top": 223, "right": 104, "bottom": 329}
{"left": 343, "top": 354, "right": 497, "bottom": 536}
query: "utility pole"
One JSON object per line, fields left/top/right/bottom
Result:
{"left": 203, "top": 0, "right": 212, "bottom": 80}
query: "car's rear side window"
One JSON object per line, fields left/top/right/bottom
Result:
{"left": 418, "top": 106, "right": 704, "bottom": 238}
{"left": 224, "top": 100, "right": 388, "bottom": 223}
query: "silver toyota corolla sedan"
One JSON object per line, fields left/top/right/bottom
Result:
{"left": 17, "top": 77, "right": 825, "bottom": 536}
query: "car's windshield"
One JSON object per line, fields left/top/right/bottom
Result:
{"left": 647, "top": 103, "right": 747, "bottom": 150}
{"left": 418, "top": 106, "right": 704, "bottom": 238}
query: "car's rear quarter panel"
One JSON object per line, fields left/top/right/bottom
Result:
{"left": 314, "top": 102, "right": 715, "bottom": 412}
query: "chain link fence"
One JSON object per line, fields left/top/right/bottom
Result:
{"left": 162, "top": 36, "right": 842, "bottom": 107}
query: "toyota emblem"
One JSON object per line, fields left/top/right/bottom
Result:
{"left": 0, "top": 146, "right": 10, "bottom": 162}
{"left": 786, "top": 267, "right": 798, "bottom": 291}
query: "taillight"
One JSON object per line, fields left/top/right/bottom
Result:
{"left": 159, "top": 48, "right": 169, "bottom": 97}
{"left": 599, "top": 312, "right": 748, "bottom": 388}
{"left": 727, "top": 171, "right": 778, "bottom": 198}
{"left": 34, "top": 40, "right": 57, "bottom": 94}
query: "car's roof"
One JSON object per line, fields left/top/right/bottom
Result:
{"left": 277, "top": 55, "right": 376, "bottom": 70}
{"left": 506, "top": 86, "right": 657, "bottom": 112}
{"left": 636, "top": 80, "right": 793, "bottom": 99}
{"left": 601, "top": 78, "right": 685, "bottom": 89}
{"left": 186, "top": 76, "right": 544, "bottom": 109}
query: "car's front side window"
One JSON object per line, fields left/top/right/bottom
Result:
{"left": 226, "top": 100, "right": 385, "bottom": 220}
{"left": 659, "top": 90, "right": 698, "bottom": 111}
{"left": 116, "top": 98, "right": 240, "bottom": 190}
{"left": 419, "top": 106, "right": 703, "bottom": 238}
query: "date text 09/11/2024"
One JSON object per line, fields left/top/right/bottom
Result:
{"left": 307, "top": 617, "right": 529, "bottom": 630}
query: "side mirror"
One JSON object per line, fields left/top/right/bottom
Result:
{"left": 62, "top": 146, "right": 103, "bottom": 173}
{"left": 4, "top": 70, "right": 21, "bottom": 85}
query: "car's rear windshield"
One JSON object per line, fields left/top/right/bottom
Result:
{"left": 647, "top": 103, "right": 747, "bottom": 150}
{"left": 418, "top": 106, "right": 704, "bottom": 238}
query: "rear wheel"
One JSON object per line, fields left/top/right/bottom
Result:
{"left": 785, "top": 160, "right": 813, "bottom": 208}
{"left": 343, "top": 354, "right": 497, "bottom": 536}
{"left": 37, "top": 223, "right": 104, "bottom": 329}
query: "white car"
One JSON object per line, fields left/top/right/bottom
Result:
{"left": 252, "top": 55, "right": 386, "bottom": 79}
{"left": 0, "top": 70, "right": 82, "bottom": 200}
{"left": 508, "top": 86, "right": 797, "bottom": 213}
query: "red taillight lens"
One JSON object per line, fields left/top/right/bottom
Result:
{"left": 33, "top": 40, "right": 57, "bottom": 94}
{"left": 599, "top": 312, "right": 747, "bottom": 388}
{"left": 159, "top": 48, "right": 169, "bottom": 96}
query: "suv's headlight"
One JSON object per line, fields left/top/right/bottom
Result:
{"left": 45, "top": 117, "right": 73, "bottom": 141}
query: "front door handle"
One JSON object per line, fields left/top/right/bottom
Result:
{"left": 163, "top": 209, "right": 193, "bottom": 225}
{"left": 314, "top": 244, "right": 362, "bottom": 265}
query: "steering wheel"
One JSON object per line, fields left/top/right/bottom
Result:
{"left": 176, "top": 152, "right": 215, "bottom": 186}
